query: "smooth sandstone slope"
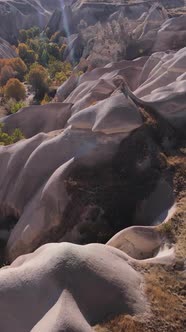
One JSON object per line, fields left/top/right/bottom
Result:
{"left": 0, "top": 242, "right": 147, "bottom": 332}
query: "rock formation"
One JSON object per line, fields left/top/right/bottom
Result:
{"left": 0, "top": 243, "right": 147, "bottom": 331}
{"left": 0, "top": 1, "right": 185, "bottom": 332}
{"left": 0, "top": 45, "right": 186, "bottom": 262}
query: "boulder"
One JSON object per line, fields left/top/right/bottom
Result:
{"left": 107, "top": 226, "right": 162, "bottom": 260}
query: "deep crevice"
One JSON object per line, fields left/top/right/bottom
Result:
{"left": 0, "top": 207, "right": 19, "bottom": 266}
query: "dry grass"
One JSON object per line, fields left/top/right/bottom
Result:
{"left": 94, "top": 315, "right": 144, "bottom": 332}
{"left": 167, "top": 155, "right": 186, "bottom": 199}
{"left": 145, "top": 266, "right": 185, "bottom": 325}
{"left": 95, "top": 262, "right": 186, "bottom": 332}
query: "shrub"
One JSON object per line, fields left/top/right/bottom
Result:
{"left": 27, "top": 64, "right": 49, "bottom": 99}
{"left": 11, "top": 128, "right": 25, "bottom": 143}
{"left": 4, "top": 78, "right": 26, "bottom": 101}
{"left": 54, "top": 62, "right": 72, "bottom": 84}
{"left": 48, "top": 60, "right": 63, "bottom": 79}
{"left": 48, "top": 61, "right": 72, "bottom": 84}
{"left": 55, "top": 72, "right": 68, "bottom": 84}
{"left": 41, "top": 93, "right": 52, "bottom": 105}
{"left": 5, "top": 98, "right": 27, "bottom": 114}
{"left": 0, "top": 123, "right": 24, "bottom": 145}
{"left": 161, "top": 222, "right": 172, "bottom": 234}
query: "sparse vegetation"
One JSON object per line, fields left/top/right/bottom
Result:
{"left": 5, "top": 99, "right": 27, "bottom": 114}
{"left": 159, "top": 221, "right": 172, "bottom": 234}
{"left": 41, "top": 94, "right": 52, "bottom": 105}
{"left": 0, "top": 123, "right": 24, "bottom": 145}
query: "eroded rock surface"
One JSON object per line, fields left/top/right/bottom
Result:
{"left": 1, "top": 47, "right": 186, "bottom": 263}
{"left": 0, "top": 242, "right": 147, "bottom": 332}
{"left": 0, "top": 2, "right": 186, "bottom": 332}
{"left": 0, "top": 37, "right": 17, "bottom": 58}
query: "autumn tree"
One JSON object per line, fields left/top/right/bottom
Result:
{"left": 0, "top": 65, "right": 15, "bottom": 86}
{"left": 27, "top": 64, "right": 49, "bottom": 99}
{"left": 17, "top": 43, "right": 36, "bottom": 65}
{"left": 4, "top": 78, "right": 26, "bottom": 101}
{"left": 10, "top": 58, "right": 27, "bottom": 81}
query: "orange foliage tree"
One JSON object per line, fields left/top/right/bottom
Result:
{"left": 4, "top": 78, "right": 26, "bottom": 101}
{"left": 0, "top": 65, "right": 15, "bottom": 86}
{"left": 0, "top": 58, "right": 27, "bottom": 86}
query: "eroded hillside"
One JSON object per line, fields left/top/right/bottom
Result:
{"left": 0, "top": 1, "right": 185, "bottom": 332}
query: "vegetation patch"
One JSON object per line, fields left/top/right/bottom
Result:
{"left": 0, "top": 123, "right": 24, "bottom": 146}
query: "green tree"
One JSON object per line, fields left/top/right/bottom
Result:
{"left": 47, "top": 43, "right": 60, "bottom": 59}
{"left": 40, "top": 50, "right": 49, "bottom": 66}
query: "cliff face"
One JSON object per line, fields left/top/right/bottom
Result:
{"left": 0, "top": 0, "right": 185, "bottom": 43}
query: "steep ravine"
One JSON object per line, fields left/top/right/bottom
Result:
{"left": 0, "top": 106, "right": 181, "bottom": 264}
